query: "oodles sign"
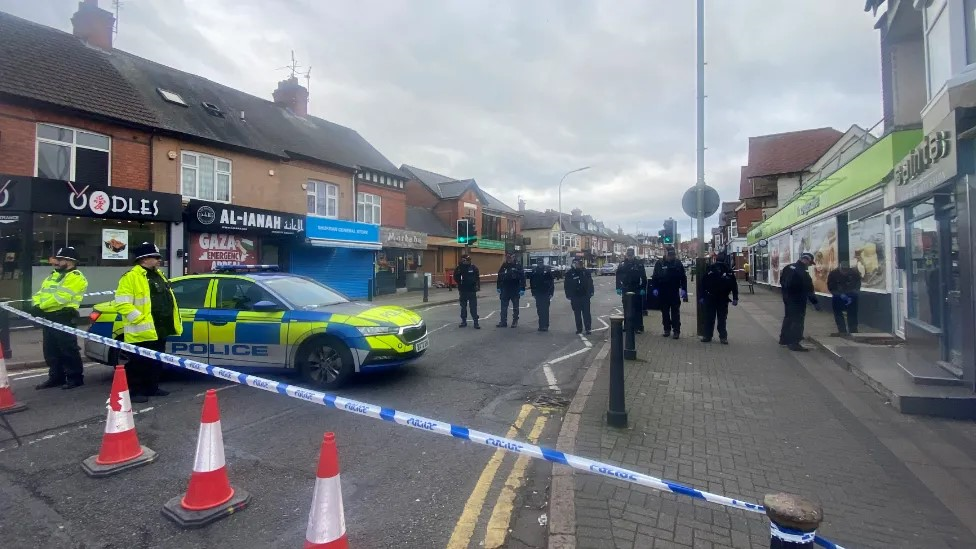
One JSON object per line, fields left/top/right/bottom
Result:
{"left": 188, "top": 233, "right": 260, "bottom": 273}
{"left": 0, "top": 176, "right": 183, "bottom": 221}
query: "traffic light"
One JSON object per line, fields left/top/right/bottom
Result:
{"left": 661, "top": 219, "right": 675, "bottom": 245}
{"left": 456, "top": 217, "right": 478, "bottom": 244}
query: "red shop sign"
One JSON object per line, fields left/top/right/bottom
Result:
{"left": 188, "top": 233, "right": 260, "bottom": 274}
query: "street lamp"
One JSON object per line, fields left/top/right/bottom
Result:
{"left": 558, "top": 166, "right": 590, "bottom": 266}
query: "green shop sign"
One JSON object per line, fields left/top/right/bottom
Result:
{"left": 477, "top": 239, "right": 506, "bottom": 250}
{"left": 746, "top": 129, "right": 921, "bottom": 245}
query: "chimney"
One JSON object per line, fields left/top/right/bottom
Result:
{"left": 518, "top": 198, "right": 525, "bottom": 212}
{"left": 273, "top": 76, "right": 309, "bottom": 116}
{"left": 72, "top": 0, "right": 115, "bottom": 50}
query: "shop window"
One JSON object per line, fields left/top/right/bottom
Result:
{"left": 924, "top": 0, "right": 951, "bottom": 99}
{"left": 35, "top": 123, "right": 110, "bottom": 185}
{"left": 181, "top": 152, "right": 231, "bottom": 202}
{"left": 908, "top": 212, "right": 941, "bottom": 328}
{"left": 215, "top": 279, "right": 280, "bottom": 311}
{"left": 170, "top": 278, "right": 211, "bottom": 309}
{"left": 967, "top": 0, "right": 976, "bottom": 65}
{"left": 307, "top": 181, "right": 338, "bottom": 218}
{"left": 357, "top": 192, "right": 381, "bottom": 225}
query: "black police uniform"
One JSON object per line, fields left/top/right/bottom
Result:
{"left": 651, "top": 258, "right": 687, "bottom": 337}
{"left": 496, "top": 260, "right": 525, "bottom": 327}
{"left": 453, "top": 261, "right": 481, "bottom": 328}
{"left": 827, "top": 266, "right": 861, "bottom": 334}
{"left": 700, "top": 260, "right": 739, "bottom": 343}
{"left": 564, "top": 265, "right": 594, "bottom": 334}
{"left": 528, "top": 264, "right": 555, "bottom": 331}
{"left": 615, "top": 258, "right": 647, "bottom": 332}
{"left": 779, "top": 260, "right": 818, "bottom": 348}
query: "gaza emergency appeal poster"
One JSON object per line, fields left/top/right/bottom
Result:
{"left": 188, "top": 233, "right": 259, "bottom": 274}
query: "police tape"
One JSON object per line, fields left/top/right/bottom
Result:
{"left": 3, "top": 290, "right": 117, "bottom": 305}
{"left": 0, "top": 301, "right": 845, "bottom": 549}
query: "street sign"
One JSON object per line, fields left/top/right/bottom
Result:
{"left": 681, "top": 185, "right": 720, "bottom": 218}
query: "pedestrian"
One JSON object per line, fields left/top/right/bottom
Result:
{"left": 651, "top": 246, "right": 688, "bottom": 339}
{"left": 615, "top": 248, "right": 647, "bottom": 333}
{"left": 496, "top": 252, "right": 525, "bottom": 328}
{"left": 114, "top": 242, "right": 183, "bottom": 403}
{"left": 779, "top": 251, "right": 821, "bottom": 352}
{"left": 528, "top": 262, "right": 555, "bottom": 332}
{"left": 699, "top": 252, "right": 739, "bottom": 344}
{"left": 565, "top": 259, "right": 594, "bottom": 335}
{"left": 827, "top": 262, "right": 862, "bottom": 336}
{"left": 453, "top": 254, "right": 481, "bottom": 329}
{"left": 31, "top": 246, "right": 88, "bottom": 390}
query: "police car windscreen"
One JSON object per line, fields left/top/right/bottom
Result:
{"left": 263, "top": 277, "right": 349, "bottom": 308}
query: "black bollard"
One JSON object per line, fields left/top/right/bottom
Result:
{"left": 367, "top": 279, "right": 374, "bottom": 302}
{"left": 423, "top": 274, "right": 429, "bottom": 303}
{"left": 764, "top": 493, "right": 823, "bottom": 548}
{"left": 606, "top": 315, "right": 628, "bottom": 427}
{"left": 624, "top": 292, "right": 637, "bottom": 360}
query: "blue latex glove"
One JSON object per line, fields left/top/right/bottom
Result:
{"left": 639, "top": 289, "right": 646, "bottom": 296}
{"left": 519, "top": 290, "right": 525, "bottom": 297}
{"left": 496, "top": 289, "right": 502, "bottom": 295}
{"left": 732, "top": 299, "right": 738, "bottom": 306}
{"left": 840, "top": 293, "right": 848, "bottom": 301}
{"left": 679, "top": 289, "right": 687, "bottom": 300}
{"left": 616, "top": 288, "right": 622, "bottom": 296}
{"left": 652, "top": 289, "right": 659, "bottom": 297}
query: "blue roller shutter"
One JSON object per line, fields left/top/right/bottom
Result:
{"left": 290, "top": 246, "right": 374, "bottom": 299}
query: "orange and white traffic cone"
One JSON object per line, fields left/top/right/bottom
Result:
{"left": 82, "top": 366, "right": 156, "bottom": 477}
{"left": 163, "top": 388, "right": 250, "bottom": 528}
{"left": 0, "top": 342, "right": 26, "bottom": 414}
{"left": 304, "top": 432, "right": 348, "bottom": 549}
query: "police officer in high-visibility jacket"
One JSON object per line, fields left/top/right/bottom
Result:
{"left": 114, "top": 242, "right": 183, "bottom": 403}
{"left": 32, "top": 246, "right": 88, "bottom": 390}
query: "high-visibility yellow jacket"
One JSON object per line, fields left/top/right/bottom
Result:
{"left": 32, "top": 269, "right": 88, "bottom": 313}
{"left": 113, "top": 265, "right": 183, "bottom": 343}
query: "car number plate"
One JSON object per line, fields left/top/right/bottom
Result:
{"left": 414, "top": 338, "right": 429, "bottom": 352}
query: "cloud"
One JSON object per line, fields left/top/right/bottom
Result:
{"left": 1, "top": 0, "right": 883, "bottom": 237}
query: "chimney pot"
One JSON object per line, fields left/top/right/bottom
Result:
{"left": 72, "top": 0, "right": 115, "bottom": 50}
{"left": 273, "top": 76, "right": 309, "bottom": 117}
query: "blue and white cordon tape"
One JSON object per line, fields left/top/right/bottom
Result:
{"left": 1, "top": 301, "right": 846, "bottom": 549}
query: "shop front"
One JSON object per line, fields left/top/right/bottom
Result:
{"left": 886, "top": 111, "right": 975, "bottom": 387}
{"left": 0, "top": 175, "right": 183, "bottom": 303}
{"left": 472, "top": 238, "right": 506, "bottom": 273}
{"left": 376, "top": 227, "right": 427, "bottom": 294}
{"left": 291, "top": 215, "right": 381, "bottom": 299}
{"left": 183, "top": 200, "right": 305, "bottom": 275}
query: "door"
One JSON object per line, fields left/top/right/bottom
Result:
{"left": 944, "top": 213, "right": 963, "bottom": 367}
{"left": 207, "top": 278, "right": 288, "bottom": 368}
{"left": 166, "top": 277, "right": 214, "bottom": 363}
{"left": 892, "top": 212, "right": 907, "bottom": 338}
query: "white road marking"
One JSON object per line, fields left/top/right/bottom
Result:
{"left": 9, "top": 363, "right": 99, "bottom": 381}
{"left": 429, "top": 322, "right": 453, "bottom": 334}
{"left": 591, "top": 317, "right": 610, "bottom": 332}
{"left": 545, "top": 347, "right": 590, "bottom": 366}
{"left": 578, "top": 333, "right": 593, "bottom": 348}
{"left": 482, "top": 311, "right": 497, "bottom": 320}
{"left": 543, "top": 365, "right": 559, "bottom": 391}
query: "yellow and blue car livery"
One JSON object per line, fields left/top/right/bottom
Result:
{"left": 84, "top": 269, "right": 428, "bottom": 388}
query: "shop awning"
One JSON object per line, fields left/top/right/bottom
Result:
{"left": 307, "top": 238, "right": 382, "bottom": 251}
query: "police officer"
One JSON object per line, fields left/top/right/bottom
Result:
{"left": 32, "top": 247, "right": 88, "bottom": 390}
{"left": 827, "top": 262, "right": 862, "bottom": 336}
{"left": 615, "top": 248, "right": 647, "bottom": 333}
{"left": 496, "top": 253, "right": 525, "bottom": 328}
{"left": 651, "top": 246, "right": 687, "bottom": 339}
{"left": 453, "top": 254, "right": 481, "bottom": 329}
{"left": 115, "top": 243, "right": 183, "bottom": 403}
{"left": 699, "top": 252, "right": 738, "bottom": 344}
{"left": 779, "top": 252, "right": 820, "bottom": 352}
{"left": 528, "top": 262, "right": 555, "bottom": 332}
{"left": 565, "top": 258, "right": 594, "bottom": 335}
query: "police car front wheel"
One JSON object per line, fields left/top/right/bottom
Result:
{"left": 297, "top": 337, "right": 354, "bottom": 389}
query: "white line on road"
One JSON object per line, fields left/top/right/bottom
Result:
{"left": 543, "top": 365, "right": 559, "bottom": 392}
{"left": 578, "top": 333, "right": 593, "bottom": 348}
{"left": 429, "top": 322, "right": 453, "bottom": 334}
{"left": 591, "top": 317, "right": 610, "bottom": 332}
{"left": 10, "top": 363, "right": 99, "bottom": 381}
{"left": 483, "top": 311, "right": 497, "bottom": 320}
{"left": 545, "top": 347, "right": 590, "bottom": 366}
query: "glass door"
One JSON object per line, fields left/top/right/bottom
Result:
{"left": 892, "top": 212, "right": 907, "bottom": 337}
{"left": 944, "top": 212, "right": 962, "bottom": 367}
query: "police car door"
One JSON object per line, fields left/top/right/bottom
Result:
{"left": 207, "top": 278, "right": 287, "bottom": 368}
{"left": 165, "top": 277, "right": 214, "bottom": 363}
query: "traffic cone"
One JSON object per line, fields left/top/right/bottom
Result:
{"left": 0, "top": 342, "right": 26, "bottom": 414}
{"left": 163, "top": 389, "right": 250, "bottom": 528}
{"left": 82, "top": 366, "right": 156, "bottom": 477}
{"left": 304, "top": 432, "right": 348, "bottom": 549}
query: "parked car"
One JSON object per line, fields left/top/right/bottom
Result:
{"left": 599, "top": 263, "right": 617, "bottom": 276}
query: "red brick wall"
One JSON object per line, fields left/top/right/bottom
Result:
{"left": 404, "top": 179, "right": 439, "bottom": 208}
{"left": 736, "top": 207, "right": 764, "bottom": 236}
{"left": 357, "top": 181, "right": 406, "bottom": 228}
{"left": 0, "top": 102, "right": 151, "bottom": 190}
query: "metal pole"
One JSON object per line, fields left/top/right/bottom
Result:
{"left": 607, "top": 315, "right": 628, "bottom": 427}
{"left": 367, "top": 278, "right": 374, "bottom": 302}
{"left": 695, "top": 0, "right": 706, "bottom": 261}
{"left": 423, "top": 272, "right": 429, "bottom": 303}
{"left": 764, "top": 493, "right": 823, "bottom": 548}
{"left": 624, "top": 292, "right": 637, "bottom": 360}
{"left": 557, "top": 167, "right": 590, "bottom": 267}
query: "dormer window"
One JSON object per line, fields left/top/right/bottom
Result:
{"left": 157, "top": 88, "right": 187, "bottom": 106}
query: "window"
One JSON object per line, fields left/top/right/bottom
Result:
{"left": 35, "top": 123, "right": 110, "bottom": 185}
{"left": 170, "top": 278, "right": 211, "bottom": 309}
{"left": 157, "top": 88, "right": 187, "bottom": 106}
{"left": 967, "top": 0, "right": 976, "bottom": 64}
{"left": 308, "top": 181, "right": 338, "bottom": 217}
{"left": 181, "top": 152, "right": 231, "bottom": 202}
{"left": 924, "top": 0, "right": 952, "bottom": 98}
{"left": 357, "top": 192, "right": 381, "bottom": 224}
{"left": 215, "top": 279, "right": 280, "bottom": 311}
{"left": 481, "top": 213, "right": 502, "bottom": 240}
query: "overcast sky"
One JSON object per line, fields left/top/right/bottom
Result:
{"left": 3, "top": 0, "right": 883, "bottom": 238}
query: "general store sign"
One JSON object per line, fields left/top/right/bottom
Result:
{"left": 305, "top": 215, "right": 381, "bottom": 250}
{"left": 186, "top": 200, "right": 305, "bottom": 236}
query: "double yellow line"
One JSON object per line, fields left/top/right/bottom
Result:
{"left": 446, "top": 403, "right": 548, "bottom": 549}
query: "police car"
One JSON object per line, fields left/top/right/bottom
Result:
{"left": 83, "top": 266, "right": 429, "bottom": 389}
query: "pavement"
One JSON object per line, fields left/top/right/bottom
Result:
{"left": 0, "top": 277, "right": 613, "bottom": 548}
{"left": 549, "top": 287, "right": 976, "bottom": 548}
